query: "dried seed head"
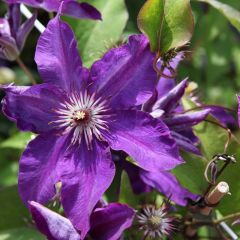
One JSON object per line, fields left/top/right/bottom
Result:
{"left": 137, "top": 205, "right": 175, "bottom": 239}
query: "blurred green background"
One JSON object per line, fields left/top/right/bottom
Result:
{"left": 0, "top": 0, "right": 240, "bottom": 239}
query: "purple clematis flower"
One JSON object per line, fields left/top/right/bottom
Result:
{"left": 6, "top": 0, "right": 101, "bottom": 20}
{"left": 29, "top": 201, "right": 135, "bottom": 240}
{"left": 0, "top": 3, "right": 36, "bottom": 61}
{"left": 142, "top": 53, "right": 210, "bottom": 155}
{"left": 1, "top": 15, "right": 183, "bottom": 237}
{"left": 148, "top": 78, "right": 210, "bottom": 155}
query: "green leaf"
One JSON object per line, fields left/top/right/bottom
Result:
{"left": 119, "top": 171, "right": 139, "bottom": 207}
{"left": 137, "top": 0, "right": 194, "bottom": 53}
{"left": 217, "top": 138, "right": 240, "bottom": 214}
{"left": 0, "top": 162, "right": 18, "bottom": 186}
{"left": 172, "top": 152, "right": 207, "bottom": 194}
{"left": 192, "top": 115, "right": 240, "bottom": 214}
{"left": 198, "top": 0, "right": 240, "bottom": 31}
{"left": 68, "top": 0, "right": 128, "bottom": 67}
{"left": 194, "top": 120, "right": 228, "bottom": 160}
{"left": 0, "top": 186, "right": 30, "bottom": 230}
{"left": 0, "top": 228, "right": 44, "bottom": 240}
{"left": 0, "top": 132, "right": 33, "bottom": 149}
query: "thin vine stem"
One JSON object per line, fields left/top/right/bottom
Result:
{"left": 214, "top": 212, "right": 240, "bottom": 225}
{"left": 16, "top": 57, "right": 36, "bottom": 85}
{"left": 204, "top": 119, "right": 231, "bottom": 153}
{"left": 181, "top": 104, "right": 236, "bottom": 114}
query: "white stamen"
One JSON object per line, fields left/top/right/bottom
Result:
{"left": 52, "top": 92, "right": 110, "bottom": 149}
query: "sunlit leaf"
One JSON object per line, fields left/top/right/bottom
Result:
{"left": 0, "top": 132, "right": 34, "bottom": 149}
{"left": 67, "top": 0, "right": 128, "bottom": 67}
{"left": 137, "top": 0, "right": 194, "bottom": 53}
{"left": 198, "top": 0, "right": 240, "bottom": 31}
{"left": 0, "top": 227, "right": 44, "bottom": 240}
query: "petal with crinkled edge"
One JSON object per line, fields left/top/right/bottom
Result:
{"left": 29, "top": 201, "right": 81, "bottom": 240}
{"left": 107, "top": 110, "right": 183, "bottom": 172}
{"left": 1, "top": 83, "right": 65, "bottom": 133}
{"left": 90, "top": 34, "right": 156, "bottom": 109}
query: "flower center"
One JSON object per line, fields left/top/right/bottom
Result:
{"left": 73, "top": 110, "right": 90, "bottom": 123}
{"left": 148, "top": 215, "right": 162, "bottom": 230}
{"left": 52, "top": 91, "right": 110, "bottom": 148}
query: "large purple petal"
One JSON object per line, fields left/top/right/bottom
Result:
{"left": 35, "top": 16, "right": 89, "bottom": 93}
{"left": 19, "top": 134, "right": 70, "bottom": 205}
{"left": 140, "top": 170, "right": 198, "bottom": 206}
{"left": 6, "top": 0, "right": 101, "bottom": 20}
{"left": 152, "top": 79, "right": 188, "bottom": 113}
{"left": 61, "top": 1, "right": 101, "bottom": 20}
{"left": 1, "top": 83, "right": 65, "bottom": 133}
{"left": 60, "top": 139, "right": 115, "bottom": 239}
{"left": 90, "top": 203, "right": 135, "bottom": 240}
{"left": 90, "top": 34, "right": 156, "bottom": 109}
{"left": 107, "top": 110, "right": 183, "bottom": 172}
{"left": 29, "top": 201, "right": 80, "bottom": 240}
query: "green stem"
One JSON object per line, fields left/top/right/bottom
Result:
{"left": 214, "top": 212, "right": 240, "bottom": 225}
{"left": 16, "top": 57, "right": 36, "bottom": 85}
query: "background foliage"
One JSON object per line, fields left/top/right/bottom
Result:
{"left": 0, "top": 0, "right": 240, "bottom": 239}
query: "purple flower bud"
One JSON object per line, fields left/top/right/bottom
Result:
{"left": 0, "top": 3, "right": 36, "bottom": 61}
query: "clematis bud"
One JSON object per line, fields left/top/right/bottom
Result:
{"left": 0, "top": 3, "right": 36, "bottom": 61}
{"left": 0, "top": 19, "right": 20, "bottom": 60}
